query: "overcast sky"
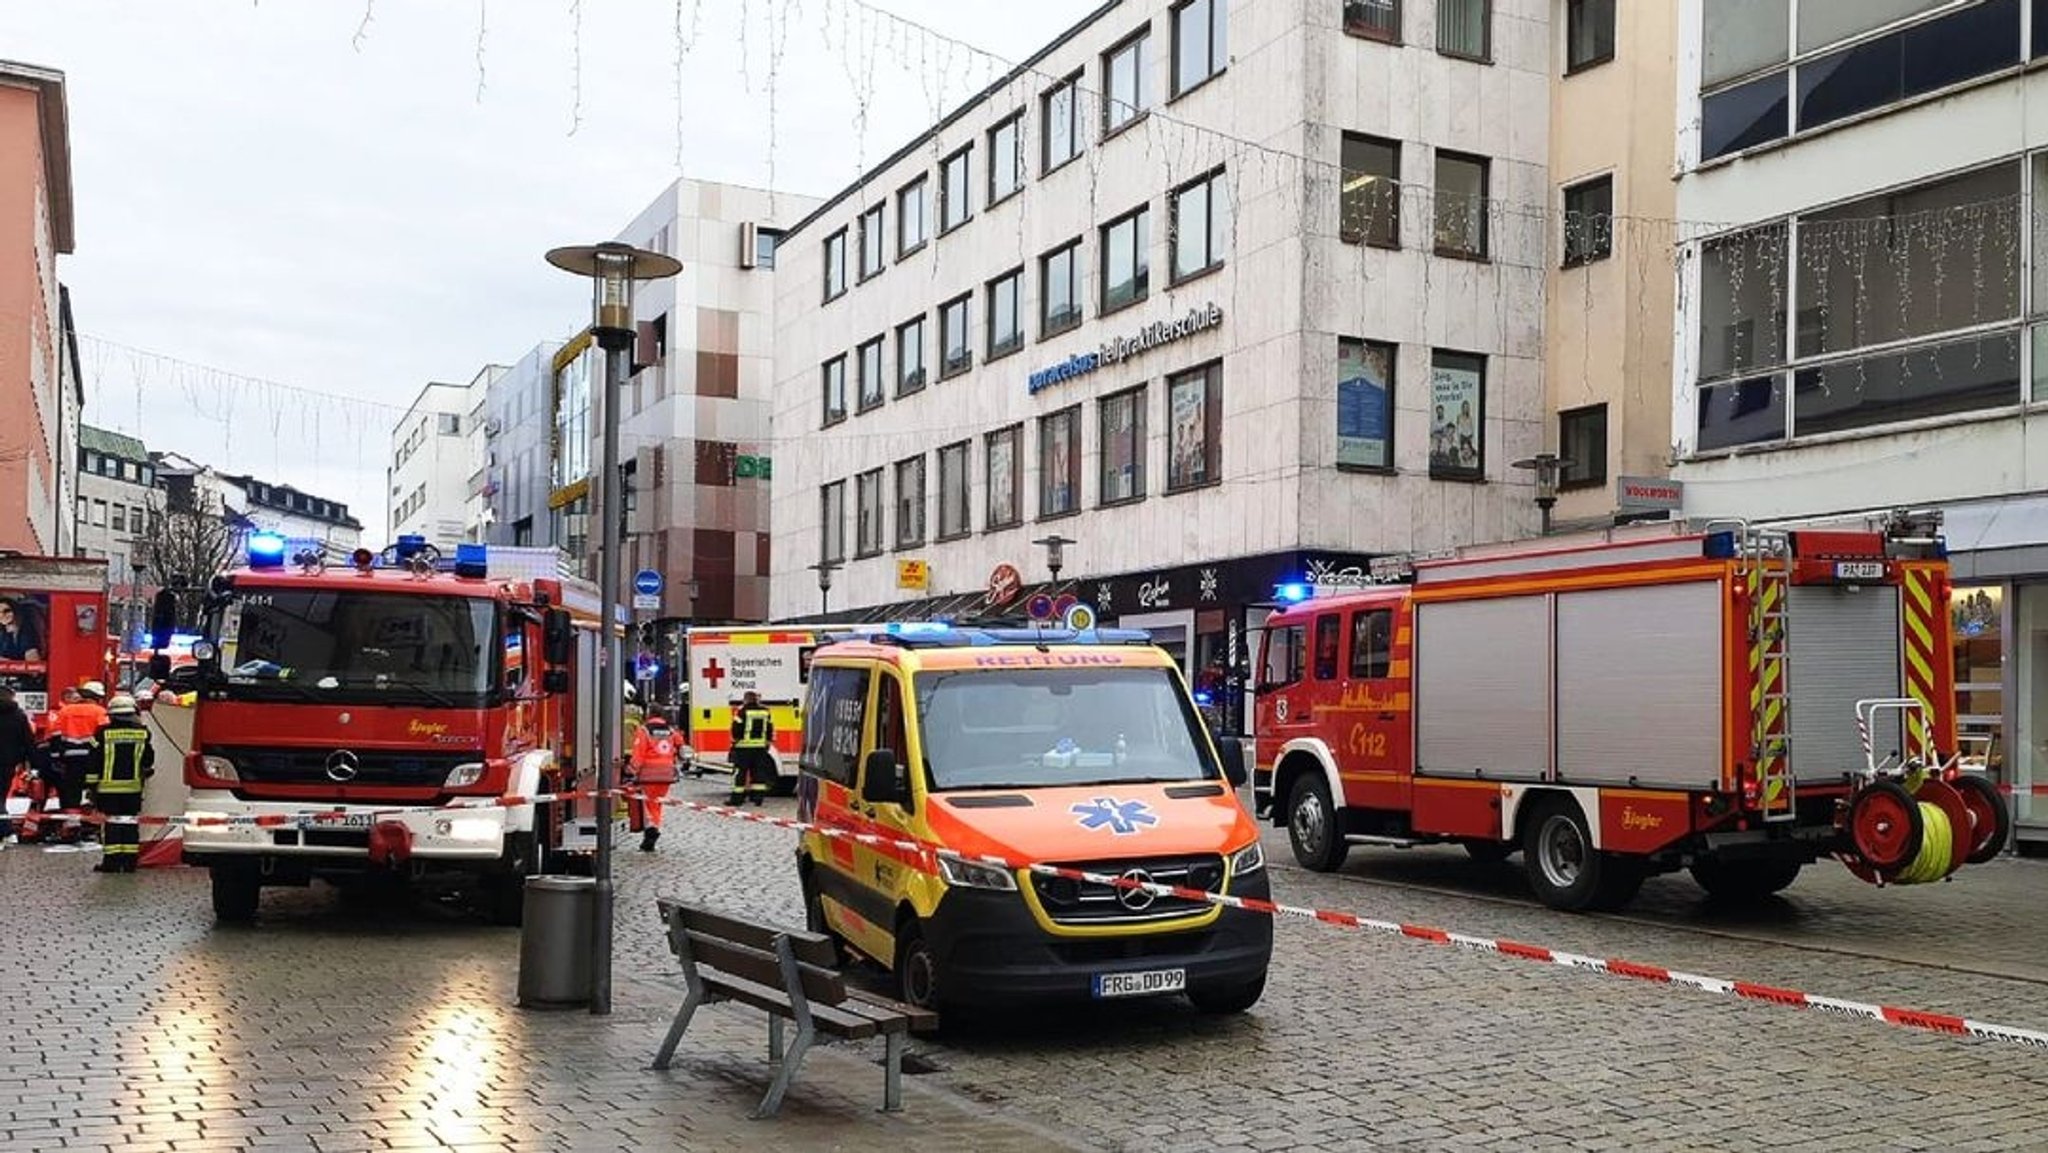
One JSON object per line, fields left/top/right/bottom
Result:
{"left": 10, "top": 0, "right": 1099, "bottom": 541}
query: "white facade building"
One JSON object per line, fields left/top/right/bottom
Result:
{"left": 389, "top": 371, "right": 501, "bottom": 545}
{"left": 1669, "top": 0, "right": 2048, "bottom": 846}
{"left": 770, "top": 0, "right": 1550, "bottom": 711}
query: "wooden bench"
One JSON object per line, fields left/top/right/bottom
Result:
{"left": 651, "top": 898, "right": 938, "bottom": 1119}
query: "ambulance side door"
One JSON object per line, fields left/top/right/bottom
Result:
{"left": 800, "top": 665, "right": 891, "bottom": 959}
{"left": 850, "top": 669, "right": 921, "bottom": 942}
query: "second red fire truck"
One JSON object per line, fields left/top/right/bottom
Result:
{"left": 1253, "top": 516, "right": 2010, "bottom": 911}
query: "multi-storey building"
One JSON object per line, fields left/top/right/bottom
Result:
{"left": 770, "top": 0, "right": 1552, "bottom": 714}
{"left": 1668, "top": 0, "right": 2048, "bottom": 846}
{"left": 74, "top": 425, "right": 155, "bottom": 643}
{"left": 481, "top": 342, "right": 564, "bottom": 548}
{"left": 389, "top": 372, "right": 501, "bottom": 544}
{"left": 0, "top": 60, "right": 75, "bottom": 554}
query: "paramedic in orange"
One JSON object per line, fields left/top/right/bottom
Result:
{"left": 629, "top": 712, "right": 680, "bottom": 853}
{"left": 50, "top": 683, "right": 109, "bottom": 811}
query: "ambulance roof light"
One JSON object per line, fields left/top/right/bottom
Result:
{"left": 247, "top": 532, "right": 287, "bottom": 569}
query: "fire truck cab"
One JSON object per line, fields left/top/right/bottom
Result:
{"left": 1253, "top": 517, "right": 2011, "bottom": 912}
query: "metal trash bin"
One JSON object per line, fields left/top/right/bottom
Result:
{"left": 517, "top": 875, "right": 595, "bottom": 1009}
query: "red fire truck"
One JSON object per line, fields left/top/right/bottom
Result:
{"left": 1252, "top": 517, "right": 2011, "bottom": 912}
{"left": 155, "top": 535, "right": 606, "bottom": 924}
{"left": 0, "top": 554, "right": 113, "bottom": 721}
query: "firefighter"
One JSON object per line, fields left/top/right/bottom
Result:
{"left": 49, "top": 685, "right": 108, "bottom": 813}
{"left": 728, "top": 690, "right": 775, "bottom": 807}
{"left": 87, "top": 694, "right": 153, "bottom": 873}
{"left": 628, "top": 712, "right": 680, "bottom": 852}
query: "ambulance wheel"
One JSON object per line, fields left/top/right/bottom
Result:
{"left": 1285, "top": 773, "right": 1348, "bottom": 873}
{"left": 1949, "top": 773, "right": 2012, "bottom": 865}
{"left": 1524, "top": 799, "right": 1641, "bottom": 912}
{"left": 211, "top": 867, "right": 261, "bottom": 924}
{"left": 1188, "top": 974, "right": 1266, "bottom": 1015}
{"left": 894, "top": 921, "right": 944, "bottom": 1015}
{"left": 1688, "top": 858, "right": 1802, "bottom": 901}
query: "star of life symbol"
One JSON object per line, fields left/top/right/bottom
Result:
{"left": 1199, "top": 568, "right": 1219, "bottom": 601}
{"left": 1071, "top": 796, "right": 1158, "bottom": 836}
{"left": 1098, "top": 582, "right": 1114, "bottom": 612}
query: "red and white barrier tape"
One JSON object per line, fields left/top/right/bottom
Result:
{"left": 667, "top": 798, "right": 2048, "bottom": 1050}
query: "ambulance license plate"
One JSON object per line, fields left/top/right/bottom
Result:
{"left": 1093, "top": 968, "right": 1186, "bottom": 999}
{"left": 1835, "top": 561, "right": 1886, "bottom": 581}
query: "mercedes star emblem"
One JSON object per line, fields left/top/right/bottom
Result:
{"left": 1116, "top": 868, "right": 1156, "bottom": 912}
{"left": 325, "top": 749, "right": 361, "bottom": 783}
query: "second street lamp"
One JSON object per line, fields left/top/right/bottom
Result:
{"left": 545, "top": 240, "right": 682, "bottom": 1018}
{"left": 809, "top": 561, "right": 840, "bottom": 617}
{"left": 1032, "top": 534, "right": 1075, "bottom": 583}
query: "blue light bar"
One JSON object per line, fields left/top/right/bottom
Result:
{"left": 1275, "top": 582, "right": 1311, "bottom": 604}
{"left": 1702, "top": 531, "right": 1739, "bottom": 560}
{"left": 394, "top": 534, "right": 428, "bottom": 561}
{"left": 247, "top": 532, "right": 288, "bottom": 568}
{"left": 454, "top": 543, "right": 488, "bottom": 579}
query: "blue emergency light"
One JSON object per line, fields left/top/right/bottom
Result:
{"left": 247, "top": 532, "right": 288, "bottom": 569}
{"left": 394, "top": 534, "right": 429, "bottom": 561}
{"left": 1275, "top": 582, "right": 1311, "bottom": 604}
{"left": 454, "top": 543, "right": 489, "bottom": 579}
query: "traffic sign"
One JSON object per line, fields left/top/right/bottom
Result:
{"left": 635, "top": 652, "right": 661, "bottom": 678}
{"left": 633, "top": 569, "right": 665, "bottom": 597}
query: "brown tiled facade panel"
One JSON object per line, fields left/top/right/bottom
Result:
{"left": 697, "top": 308, "right": 741, "bottom": 355}
{"left": 756, "top": 533, "right": 771, "bottom": 578}
{"left": 696, "top": 440, "right": 737, "bottom": 487}
{"left": 692, "top": 528, "right": 737, "bottom": 620}
{"left": 696, "top": 350, "right": 739, "bottom": 399}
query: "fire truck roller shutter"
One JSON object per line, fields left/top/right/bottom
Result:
{"left": 1785, "top": 586, "right": 1903, "bottom": 782}
{"left": 1415, "top": 596, "right": 1550, "bottom": 782}
{"left": 503, "top": 749, "right": 556, "bottom": 834}
{"left": 1554, "top": 582, "right": 1723, "bottom": 790}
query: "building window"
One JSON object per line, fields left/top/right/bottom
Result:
{"left": 1558, "top": 404, "right": 1608, "bottom": 489}
{"left": 1341, "top": 134, "right": 1401, "bottom": 247}
{"left": 897, "top": 315, "right": 927, "bottom": 396}
{"left": 987, "top": 268, "right": 1024, "bottom": 359}
{"left": 820, "top": 481, "right": 846, "bottom": 564}
{"left": 1698, "top": 222, "right": 1789, "bottom": 385}
{"left": 82, "top": 451, "right": 99, "bottom": 475}
{"left": 1172, "top": 0, "right": 1227, "bottom": 96}
{"left": 438, "top": 413, "right": 462, "bottom": 435}
{"left": 857, "top": 336, "right": 886, "bottom": 412}
{"left": 855, "top": 469, "right": 884, "bottom": 558}
{"left": 1103, "top": 26, "right": 1152, "bottom": 134}
{"left": 940, "top": 294, "right": 973, "bottom": 378}
{"left": 110, "top": 504, "right": 126, "bottom": 533}
{"left": 1041, "top": 239, "right": 1083, "bottom": 338}
{"left": 821, "top": 356, "right": 848, "bottom": 426}
{"left": 1561, "top": 175, "right": 1613, "bottom": 266}
{"left": 940, "top": 147, "right": 973, "bottom": 233}
{"left": 1166, "top": 362, "right": 1222, "bottom": 491}
{"left": 1433, "top": 151, "right": 1489, "bottom": 259}
{"left": 1039, "top": 406, "right": 1082, "bottom": 518}
{"left": 1043, "top": 71, "right": 1085, "bottom": 172}
{"left": 858, "top": 204, "right": 886, "bottom": 280}
{"left": 1343, "top": 0, "right": 1400, "bottom": 41}
{"left": 1427, "top": 350, "right": 1486, "bottom": 480}
{"left": 898, "top": 176, "right": 929, "bottom": 255}
{"left": 91, "top": 499, "right": 107, "bottom": 527}
{"left": 1701, "top": 72, "right": 1790, "bottom": 162}
{"left": 823, "top": 229, "right": 848, "bottom": 300}
{"left": 1100, "top": 386, "right": 1147, "bottom": 504}
{"left": 1170, "top": 169, "right": 1229, "bottom": 282}
{"left": 76, "top": 496, "right": 87, "bottom": 524}
{"left": 989, "top": 114, "right": 1024, "bottom": 204}
{"left": 1337, "top": 338, "right": 1396, "bottom": 470}
{"left": 937, "top": 441, "right": 971, "bottom": 540}
{"left": 754, "top": 226, "right": 784, "bottom": 269}
{"left": 1704, "top": 0, "right": 1788, "bottom": 87}
{"left": 986, "top": 425, "right": 1022, "bottom": 530}
{"left": 1797, "top": 2, "right": 2023, "bottom": 135}
{"left": 1565, "top": 0, "right": 1615, "bottom": 71}
{"left": 894, "top": 456, "right": 927, "bottom": 549}
{"left": 1436, "top": 0, "right": 1490, "bottom": 61}
{"left": 1101, "top": 204, "right": 1151, "bottom": 314}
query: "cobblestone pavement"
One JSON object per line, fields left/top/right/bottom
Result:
{"left": 5, "top": 777, "right": 2048, "bottom": 1152}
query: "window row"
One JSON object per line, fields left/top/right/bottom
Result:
{"left": 1341, "top": 0, "right": 1495, "bottom": 62}
{"left": 1336, "top": 340, "right": 1492, "bottom": 479}
{"left": 79, "top": 451, "right": 154, "bottom": 487}
{"left": 1701, "top": 0, "right": 2035, "bottom": 163}
{"left": 819, "top": 171, "right": 1231, "bottom": 426}
{"left": 1694, "top": 152, "right": 2044, "bottom": 450}
{"left": 1337, "top": 135, "right": 1493, "bottom": 259}
{"left": 821, "top": 0, "right": 1232, "bottom": 302}
{"left": 76, "top": 498, "right": 150, "bottom": 535}
{"left": 817, "top": 363, "right": 1224, "bottom": 564}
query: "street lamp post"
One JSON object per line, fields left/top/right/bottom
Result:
{"left": 1032, "top": 534, "right": 1075, "bottom": 583}
{"left": 546, "top": 240, "right": 682, "bottom": 1017}
{"left": 809, "top": 561, "right": 840, "bottom": 618}
{"left": 1511, "top": 454, "right": 1568, "bottom": 537}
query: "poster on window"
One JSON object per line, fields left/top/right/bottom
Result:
{"left": 1428, "top": 360, "right": 1483, "bottom": 477}
{"left": 989, "top": 432, "right": 1016, "bottom": 524}
{"left": 1170, "top": 375, "right": 1210, "bottom": 488}
{"left": 1337, "top": 341, "right": 1393, "bottom": 469}
{"left": 0, "top": 592, "right": 51, "bottom": 715}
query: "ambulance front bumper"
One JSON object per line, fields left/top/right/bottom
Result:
{"left": 179, "top": 792, "right": 513, "bottom": 863}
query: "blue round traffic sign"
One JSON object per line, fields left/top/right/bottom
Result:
{"left": 633, "top": 569, "right": 664, "bottom": 596}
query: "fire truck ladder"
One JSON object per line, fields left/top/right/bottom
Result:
{"left": 1734, "top": 527, "right": 1798, "bottom": 823}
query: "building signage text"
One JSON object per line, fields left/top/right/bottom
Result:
{"left": 1028, "top": 303, "right": 1225, "bottom": 395}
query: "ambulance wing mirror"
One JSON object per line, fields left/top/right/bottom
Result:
{"left": 542, "top": 608, "right": 574, "bottom": 666}
{"left": 861, "top": 749, "right": 909, "bottom": 807}
{"left": 1214, "top": 736, "right": 1249, "bottom": 789}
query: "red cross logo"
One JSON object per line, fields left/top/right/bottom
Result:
{"left": 701, "top": 658, "right": 726, "bottom": 689}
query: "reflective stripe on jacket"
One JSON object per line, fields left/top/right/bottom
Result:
{"left": 89, "top": 723, "right": 154, "bottom": 794}
{"left": 732, "top": 707, "right": 773, "bottom": 750}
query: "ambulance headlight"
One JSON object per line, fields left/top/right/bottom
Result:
{"left": 444, "top": 762, "right": 486, "bottom": 789}
{"left": 936, "top": 854, "right": 1017, "bottom": 892}
{"left": 1230, "top": 841, "right": 1265, "bottom": 876}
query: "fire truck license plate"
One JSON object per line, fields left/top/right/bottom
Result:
{"left": 320, "top": 814, "right": 375, "bottom": 829}
{"left": 1834, "top": 561, "right": 1886, "bottom": 581}
{"left": 1093, "top": 969, "right": 1186, "bottom": 999}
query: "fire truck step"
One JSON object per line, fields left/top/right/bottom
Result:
{"left": 1345, "top": 834, "right": 1427, "bottom": 849}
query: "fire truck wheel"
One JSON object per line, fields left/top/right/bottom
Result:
{"left": 1687, "top": 858, "right": 1802, "bottom": 901}
{"left": 1948, "top": 773, "right": 2012, "bottom": 865}
{"left": 1285, "top": 773, "right": 1349, "bottom": 873}
{"left": 1523, "top": 799, "right": 1638, "bottom": 912}
{"left": 211, "top": 867, "right": 261, "bottom": 924}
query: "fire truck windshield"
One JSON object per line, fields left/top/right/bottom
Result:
{"left": 913, "top": 666, "right": 1218, "bottom": 791}
{"left": 222, "top": 589, "right": 498, "bottom": 708}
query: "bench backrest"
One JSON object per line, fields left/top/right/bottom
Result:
{"left": 657, "top": 898, "right": 848, "bottom": 1007}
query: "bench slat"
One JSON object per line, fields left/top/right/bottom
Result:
{"left": 683, "top": 930, "right": 850, "bottom": 1007}
{"left": 846, "top": 989, "right": 941, "bottom": 1033}
{"left": 658, "top": 899, "right": 838, "bottom": 969}
{"left": 697, "top": 971, "right": 886, "bottom": 1040}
